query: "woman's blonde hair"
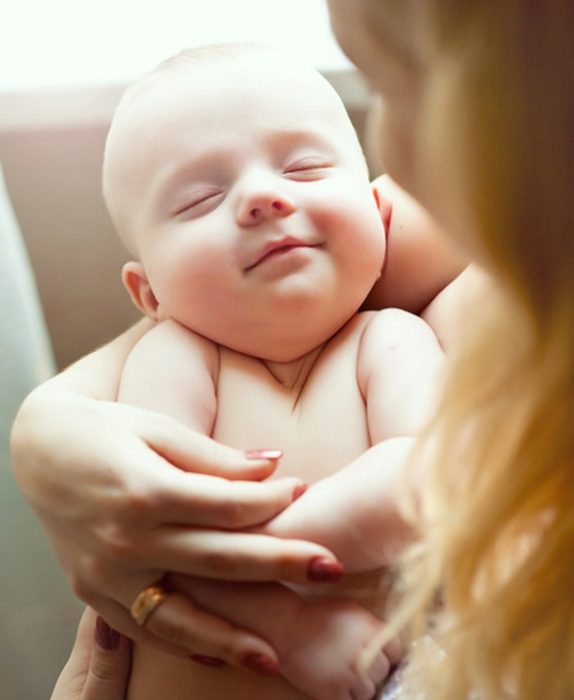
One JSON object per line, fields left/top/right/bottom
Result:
{"left": 367, "top": 2, "right": 574, "bottom": 698}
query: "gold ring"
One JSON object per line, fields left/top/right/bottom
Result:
{"left": 130, "top": 583, "right": 169, "bottom": 627}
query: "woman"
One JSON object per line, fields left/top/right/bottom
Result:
{"left": 326, "top": 1, "right": 574, "bottom": 698}
{"left": 15, "top": 0, "right": 574, "bottom": 698}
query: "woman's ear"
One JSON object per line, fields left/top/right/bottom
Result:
{"left": 121, "top": 261, "right": 160, "bottom": 320}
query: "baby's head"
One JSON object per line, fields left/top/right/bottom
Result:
{"left": 103, "top": 44, "right": 386, "bottom": 361}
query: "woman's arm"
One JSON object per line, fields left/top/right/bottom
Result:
{"left": 367, "top": 176, "right": 492, "bottom": 353}
{"left": 364, "top": 175, "right": 468, "bottom": 314}
{"left": 421, "top": 263, "right": 491, "bottom": 351}
{"left": 10, "top": 322, "right": 340, "bottom": 667}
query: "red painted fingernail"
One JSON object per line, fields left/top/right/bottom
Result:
{"left": 292, "top": 483, "right": 308, "bottom": 501}
{"left": 245, "top": 449, "right": 283, "bottom": 461}
{"left": 191, "top": 654, "right": 226, "bottom": 667}
{"left": 95, "top": 616, "right": 121, "bottom": 650}
{"left": 241, "top": 653, "right": 280, "bottom": 676}
{"left": 307, "top": 556, "right": 345, "bottom": 582}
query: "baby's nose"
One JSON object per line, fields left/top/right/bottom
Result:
{"left": 237, "top": 190, "right": 295, "bottom": 226}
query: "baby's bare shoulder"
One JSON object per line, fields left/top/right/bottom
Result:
{"left": 134, "top": 319, "right": 218, "bottom": 359}
{"left": 357, "top": 310, "right": 444, "bottom": 440}
{"left": 124, "top": 319, "right": 220, "bottom": 382}
{"left": 357, "top": 309, "right": 442, "bottom": 387}
{"left": 360, "top": 308, "right": 438, "bottom": 352}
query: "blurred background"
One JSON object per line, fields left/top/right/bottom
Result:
{"left": 0, "top": 1, "right": 373, "bottom": 697}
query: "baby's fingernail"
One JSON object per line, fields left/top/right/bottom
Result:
{"left": 292, "top": 483, "right": 308, "bottom": 501}
{"left": 241, "top": 653, "right": 280, "bottom": 676}
{"left": 245, "top": 449, "right": 283, "bottom": 461}
{"left": 95, "top": 616, "right": 121, "bottom": 650}
{"left": 191, "top": 654, "right": 226, "bottom": 667}
{"left": 307, "top": 556, "right": 345, "bottom": 582}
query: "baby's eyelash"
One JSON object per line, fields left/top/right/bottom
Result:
{"left": 285, "top": 159, "right": 332, "bottom": 172}
{"left": 283, "top": 159, "right": 333, "bottom": 179}
{"left": 172, "top": 191, "right": 223, "bottom": 217}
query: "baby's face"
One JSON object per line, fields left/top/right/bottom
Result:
{"left": 107, "top": 52, "right": 386, "bottom": 361}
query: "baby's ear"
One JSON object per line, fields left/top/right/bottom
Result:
{"left": 371, "top": 174, "right": 393, "bottom": 236}
{"left": 122, "top": 261, "right": 160, "bottom": 320}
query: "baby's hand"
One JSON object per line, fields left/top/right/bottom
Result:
{"left": 279, "top": 596, "right": 402, "bottom": 700}
{"left": 260, "top": 438, "right": 419, "bottom": 573}
{"left": 171, "top": 576, "right": 402, "bottom": 700}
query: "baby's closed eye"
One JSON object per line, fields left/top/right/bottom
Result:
{"left": 172, "top": 188, "right": 225, "bottom": 218}
{"left": 283, "top": 157, "right": 334, "bottom": 181}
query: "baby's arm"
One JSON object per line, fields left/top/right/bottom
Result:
{"left": 262, "top": 309, "right": 444, "bottom": 572}
{"left": 120, "top": 320, "right": 395, "bottom": 698}
{"left": 118, "top": 318, "right": 218, "bottom": 433}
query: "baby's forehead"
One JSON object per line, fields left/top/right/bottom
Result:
{"left": 122, "top": 50, "right": 343, "bottom": 120}
{"left": 105, "top": 48, "right": 361, "bottom": 186}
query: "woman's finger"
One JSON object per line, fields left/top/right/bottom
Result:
{"left": 81, "top": 613, "right": 132, "bottom": 700}
{"left": 82, "top": 595, "right": 196, "bottom": 657}
{"left": 86, "top": 590, "right": 277, "bottom": 667}
{"left": 49, "top": 608, "right": 132, "bottom": 700}
{"left": 142, "top": 415, "right": 283, "bottom": 481}
{"left": 142, "top": 591, "right": 278, "bottom": 670}
{"left": 142, "top": 529, "right": 343, "bottom": 583}
{"left": 50, "top": 608, "right": 93, "bottom": 700}
{"left": 147, "top": 469, "right": 306, "bottom": 528}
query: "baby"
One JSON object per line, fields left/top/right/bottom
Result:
{"left": 103, "top": 44, "right": 444, "bottom": 700}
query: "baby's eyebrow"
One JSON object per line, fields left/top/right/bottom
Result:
{"left": 264, "top": 127, "right": 336, "bottom": 152}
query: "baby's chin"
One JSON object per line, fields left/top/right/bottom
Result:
{"left": 201, "top": 310, "right": 364, "bottom": 364}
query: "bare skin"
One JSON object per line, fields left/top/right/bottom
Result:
{"left": 103, "top": 49, "right": 445, "bottom": 699}
{"left": 9, "top": 53, "right": 475, "bottom": 700}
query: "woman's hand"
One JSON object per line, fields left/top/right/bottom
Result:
{"left": 10, "top": 326, "right": 341, "bottom": 668}
{"left": 50, "top": 608, "right": 131, "bottom": 700}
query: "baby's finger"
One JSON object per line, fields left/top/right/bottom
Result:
{"left": 382, "top": 636, "right": 404, "bottom": 667}
{"left": 366, "top": 649, "right": 391, "bottom": 686}
{"left": 349, "top": 674, "right": 376, "bottom": 700}
{"left": 144, "top": 529, "right": 343, "bottom": 583}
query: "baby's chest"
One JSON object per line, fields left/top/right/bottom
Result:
{"left": 212, "top": 338, "right": 371, "bottom": 484}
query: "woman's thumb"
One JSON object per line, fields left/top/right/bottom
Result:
{"left": 81, "top": 615, "right": 131, "bottom": 700}
{"left": 148, "top": 421, "right": 282, "bottom": 481}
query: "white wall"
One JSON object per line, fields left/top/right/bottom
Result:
{"left": 0, "top": 0, "right": 351, "bottom": 91}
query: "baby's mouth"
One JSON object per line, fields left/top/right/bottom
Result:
{"left": 245, "top": 237, "right": 317, "bottom": 271}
